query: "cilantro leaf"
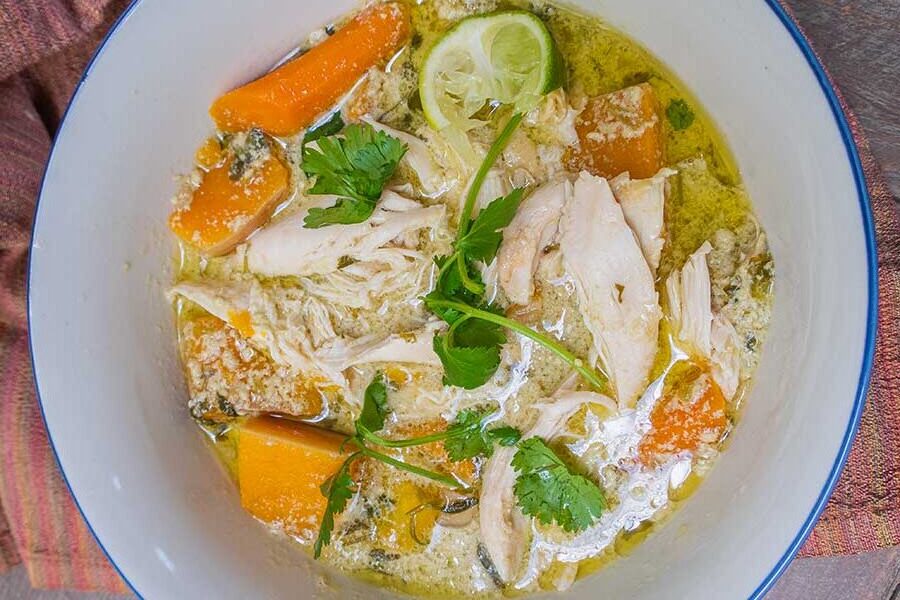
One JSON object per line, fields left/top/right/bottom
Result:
{"left": 443, "top": 409, "right": 489, "bottom": 460}
{"left": 666, "top": 99, "right": 695, "bottom": 131}
{"left": 424, "top": 290, "right": 465, "bottom": 324}
{"left": 304, "top": 197, "right": 374, "bottom": 228}
{"left": 488, "top": 426, "right": 522, "bottom": 447}
{"left": 443, "top": 409, "right": 523, "bottom": 461}
{"left": 303, "top": 111, "right": 344, "bottom": 146}
{"left": 512, "top": 437, "right": 605, "bottom": 533}
{"left": 432, "top": 333, "right": 500, "bottom": 389}
{"left": 458, "top": 188, "right": 525, "bottom": 262}
{"left": 302, "top": 123, "right": 407, "bottom": 228}
{"left": 452, "top": 318, "right": 506, "bottom": 349}
{"left": 314, "top": 456, "right": 357, "bottom": 558}
{"left": 357, "top": 373, "right": 388, "bottom": 434}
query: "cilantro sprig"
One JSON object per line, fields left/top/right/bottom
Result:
{"left": 301, "top": 122, "right": 407, "bottom": 228}
{"left": 512, "top": 437, "right": 606, "bottom": 532}
{"left": 313, "top": 376, "right": 520, "bottom": 557}
{"left": 419, "top": 113, "right": 607, "bottom": 392}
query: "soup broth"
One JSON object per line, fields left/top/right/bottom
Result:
{"left": 167, "top": 1, "right": 773, "bottom": 596}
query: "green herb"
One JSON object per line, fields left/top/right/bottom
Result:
{"left": 301, "top": 123, "right": 407, "bottom": 228}
{"left": 356, "top": 373, "right": 388, "bottom": 434}
{"left": 229, "top": 128, "right": 269, "bottom": 181}
{"left": 666, "top": 99, "right": 695, "bottom": 131}
{"left": 303, "top": 110, "right": 345, "bottom": 146}
{"left": 357, "top": 405, "right": 520, "bottom": 461}
{"left": 432, "top": 330, "right": 502, "bottom": 390}
{"left": 511, "top": 438, "right": 606, "bottom": 532}
{"left": 424, "top": 297, "right": 607, "bottom": 391}
{"left": 458, "top": 187, "right": 525, "bottom": 262}
{"left": 419, "top": 114, "right": 606, "bottom": 393}
{"left": 315, "top": 376, "right": 522, "bottom": 558}
{"left": 443, "top": 409, "right": 522, "bottom": 461}
{"left": 314, "top": 454, "right": 358, "bottom": 558}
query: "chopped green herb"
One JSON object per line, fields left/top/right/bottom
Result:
{"left": 458, "top": 188, "right": 525, "bottom": 262}
{"left": 666, "top": 99, "right": 695, "bottom": 131}
{"left": 443, "top": 409, "right": 522, "bottom": 461}
{"left": 432, "top": 332, "right": 501, "bottom": 390}
{"left": 301, "top": 123, "right": 407, "bottom": 228}
{"left": 228, "top": 128, "right": 269, "bottom": 180}
{"left": 512, "top": 438, "right": 606, "bottom": 533}
{"left": 356, "top": 373, "right": 388, "bottom": 434}
{"left": 303, "top": 110, "right": 345, "bottom": 146}
{"left": 314, "top": 454, "right": 358, "bottom": 558}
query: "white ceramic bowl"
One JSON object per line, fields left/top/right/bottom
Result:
{"left": 28, "top": 1, "right": 877, "bottom": 598}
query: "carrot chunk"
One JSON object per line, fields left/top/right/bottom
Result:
{"left": 565, "top": 83, "right": 664, "bottom": 180}
{"left": 210, "top": 3, "right": 411, "bottom": 136}
{"left": 194, "top": 137, "right": 226, "bottom": 170}
{"left": 168, "top": 148, "right": 289, "bottom": 256}
{"left": 237, "top": 417, "right": 352, "bottom": 536}
{"left": 639, "top": 374, "right": 727, "bottom": 465}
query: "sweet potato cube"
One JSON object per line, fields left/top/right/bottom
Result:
{"left": 565, "top": 83, "right": 664, "bottom": 180}
{"left": 639, "top": 374, "right": 728, "bottom": 465}
{"left": 168, "top": 151, "right": 289, "bottom": 256}
{"left": 237, "top": 417, "right": 351, "bottom": 536}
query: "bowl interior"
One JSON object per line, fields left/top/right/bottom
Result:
{"left": 29, "top": 1, "right": 872, "bottom": 598}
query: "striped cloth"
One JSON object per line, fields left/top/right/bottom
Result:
{"left": 0, "top": 0, "right": 897, "bottom": 593}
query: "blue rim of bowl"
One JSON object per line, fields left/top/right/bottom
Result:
{"left": 26, "top": 1, "right": 878, "bottom": 598}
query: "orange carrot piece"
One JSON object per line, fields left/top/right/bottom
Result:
{"left": 194, "top": 137, "right": 226, "bottom": 170}
{"left": 238, "top": 417, "right": 352, "bottom": 536}
{"left": 565, "top": 83, "right": 664, "bottom": 180}
{"left": 210, "top": 3, "right": 411, "bottom": 136}
{"left": 168, "top": 150, "right": 289, "bottom": 256}
{"left": 639, "top": 375, "right": 728, "bottom": 465}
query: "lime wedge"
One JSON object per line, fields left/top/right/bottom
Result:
{"left": 419, "top": 11, "right": 565, "bottom": 131}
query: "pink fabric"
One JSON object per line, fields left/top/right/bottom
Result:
{"left": 0, "top": 0, "right": 896, "bottom": 593}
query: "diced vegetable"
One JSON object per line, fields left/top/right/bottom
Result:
{"left": 180, "top": 314, "right": 327, "bottom": 419}
{"left": 375, "top": 481, "right": 440, "bottom": 551}
{"left": 168, "top": 146, "right": 290, "bottom": 256}
{"left": 209, "top": 3, "right": 411, "bottom": 136}
{"left": 194, "top": 137, "right": 226, "bottom": 170}
{"left": 638, "top": 373, "right": 728, "bottom": 465}
{"left": 238, "top": 416, "right": 353, "bottom": 537}
{"left": 565, "top": 83, "right": 664, "bottom": 180}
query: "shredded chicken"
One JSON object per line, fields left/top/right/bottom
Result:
{"left": 496, "top": 179, "right": 571, "bottom": 305}
{"left": 559, "top": 173, "right": 661, "bottom": 407}
{"left": 479, "top": 390, "right": 614, "bottom": 584}
{"left": 246, "top": 191, "right": 445, "bottom": 278}
{"left": 519, "top": 375, "right": 692, "bottom": 590}
{"left": 362, "top": 117, "right": 451, "bottom": 197}
{"left": 317, "top": 321, "right": 443, "bottom": 371}
{"left": 609, "top": 168, "right": 675, "bottom": 273}
{"left": 170, "top": 280, "right": 443, "bottom": 391}
{"left": 666, "top": 242, "right": 743, "bottom": 399}
{"left": 169, "top": 280, "right": 325, "bottom": 379}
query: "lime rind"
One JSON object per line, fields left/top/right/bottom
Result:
{"left": 420, "top": 11, "right": 565, "bottom": 132}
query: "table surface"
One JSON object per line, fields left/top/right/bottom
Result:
{"left": 2, "top": 0, "right": 898, "bottom": 598}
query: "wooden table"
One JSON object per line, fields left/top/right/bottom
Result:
{"left": 1, "top": 0, "right": 897, "bottom": 598}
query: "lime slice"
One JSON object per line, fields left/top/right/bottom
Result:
{"left": 419, "top": 11, "right": 565, "bottom": 131}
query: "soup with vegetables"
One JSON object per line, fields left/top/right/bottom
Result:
{"left": 166, "top": 0, "right": 773, "bottom": 595}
